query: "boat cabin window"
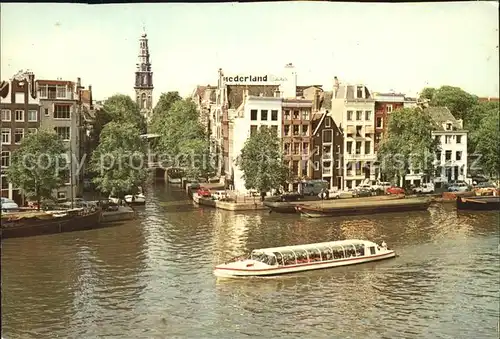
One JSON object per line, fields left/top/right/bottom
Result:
{"left": 306, "top": 248, "right": 322, "bottom": 262}
{"left": 354, "top": 243, "right": 365, "bottom": 256}
{"left": 332, "top": 246, "right": 345, "bottom": 259}
{"left": 273, "top": 252, "right": 284, "bottom": 266}
{"left": 369, "top": 246, "right": 376, "bottom": 255}
{"left": 281, "top": 251, "right": 297, "bottom": 266}
{"left": 251, "top": 252, "right": 277, "bottom": 266}
{"left": 294, "top": 249, "right": 309, "bottom": 264}
{"left": 344, "top": 244, "right": 357, "bottom": 258}
{"left": 318, "top": 246, "right": 334, "bottom": 261}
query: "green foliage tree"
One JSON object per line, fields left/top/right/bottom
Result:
{"left": 7, "top": 130, "right": 66, "bottom": 209}
{"left": 419, "top": 87, "right": 436, "bottom": 102}
{"left": 432, "top": 86, "right": 478, "bottom": 120}
{"left": 236, "top": 127, "right": 290, "bottom": 197}
{"left": 149, "top": 91, "right": 182, "bottom": 132}
{"left": 471, "top": 107, "right": 500, "bottom": 178}
{"left": 101, "top": 94, "right": 146, "bottom": 133}
{"left": 377, "top": 107, "right": 439, "bottom": 186}
{"left": 89, "top": 122, "right": 149, "bottom": 198}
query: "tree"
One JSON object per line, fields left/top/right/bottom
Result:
{"left": 236, "top": 127, "right": 290, "bottom": 197}
{"left": 377, "top": 107, "right": 439, "bottom": 186}
{"left": 7, "top": 130, "right": 66, "bottom": 209}
{"left": 466, "top": 101, "right": 499, "bottom": 152}
{"left": 149, "top": 91, "right": 182, "bottom": 132}
{"left": 102, "top": 94, "right": 146, "bottom": 133}
{"left": 432, "top": 86, "right": 478, "bottom": 120}
{"left": 178, "top": 138, "right": 215, "bottom": 181}
{"left": 420, "top": 87, "right": 436, "bottom": 102}
{"left": 471, "top": 108, "right": 500, "bottom": 178}
{"left": 89, "top": 122, "right": 149, "bottom": 198}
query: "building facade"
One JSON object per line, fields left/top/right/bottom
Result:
{"left": 36, "top": 77, "right": 90, "bottom": 200}
{"left": 230, "top": 95, "right": 283, "bottom": 193}
{"left": 429, "top": 107, "right": 468, "bottom": 185}
{"left": 330, "top": 77, "right": 376, "bottom": 189}
{"left": 311, "top": 111, "right": 344, "bottom": 189}
{"left": 372, "top": 92, "right": 405, "bottom": 152}
{"left": 1, "top": 71, "right": 40, "bottom": 204}
{"left": 134, "top": 31, "right": 154, "bottom": 122}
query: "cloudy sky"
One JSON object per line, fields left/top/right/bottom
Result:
{"left": 1, "top": 2, "right": 498, "bottom": 104}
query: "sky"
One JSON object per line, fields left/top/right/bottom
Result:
{"left": 1, "top": 2, "right": 498, "bottom": 105}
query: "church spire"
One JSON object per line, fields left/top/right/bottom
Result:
{"left": 134, "top": 28, "right": 154, "bottom": 121}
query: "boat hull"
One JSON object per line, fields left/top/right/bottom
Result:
{"left": 456, "top": 196, "right": 500, "bottom": 210}
{"left": 296, "top": 200, "right": 430, "bottom": 218}
{"left": 214, "top": 251, "right": 396, "bottom": 277}
{"left": 264, "top": 201, "right": 298, "bottom": 214}
{"left": 1, "top": 210, "right": 102, "bottom": 239}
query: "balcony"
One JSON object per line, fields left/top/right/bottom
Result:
{"left": 344, "top": 153, "right": 377, "bottom": 161}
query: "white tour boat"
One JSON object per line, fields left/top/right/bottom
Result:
{"left": 124, "top": 193, "right": 146, "bottom": 205}
{"left": 214, "top": 239, "right": 395, "bottom": 278}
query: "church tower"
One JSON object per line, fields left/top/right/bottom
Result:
{"left": 134, "top": 29, "right": 154, "bottom": 122}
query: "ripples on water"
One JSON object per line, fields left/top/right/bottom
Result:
{"left": 2, "top": 184, "right": 499, "bottom": 339}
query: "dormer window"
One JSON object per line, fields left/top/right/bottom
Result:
{"left": 445, "top": 121, "right": 453, "bottom": 131}
{"left": 356, "top": 86, "right": 363, "bottom": 99}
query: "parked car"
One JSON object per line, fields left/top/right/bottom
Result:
{"left": 387, "top": 186, "right": 405, "bottom": 195}
{"left": 1, "top": 197, "right": 19, "bottom": 211}
{"left": 212, "top": 190, "right": 229, "bottom": 200}
{"left": 474, "top": 182, "right": 497, "bottom": 196}
{"left": 414, "top": 183, "right": 435, "bottom": 194}
{"left": 197, "top": 187, "right": 212, "bottom": 198}
{"left": 353, "top": 188, "right": 372, "bottom": 198}
{"left": 448, "top": 181, "right": 470, "bottom": 192}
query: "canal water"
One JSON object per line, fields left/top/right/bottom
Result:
{"left": 2, "top": 183, "right": 499, "bottom": 339}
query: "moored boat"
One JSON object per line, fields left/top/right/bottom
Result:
{"left": 296, "top": 197, "right": 430, "bottom": 218}
{"left": 124, "top": 193, "right": 146, "bottom": 205}
{"left": 214, "top": 239, "right": 396, "bottom": 278}
{"left": 1, "top": 207, "right": 102, "bottom": 239}
{"left": 263, "top": 201, "right": 299, "bottom": 214}
{"left": 456, "top": 196, "right": 500, "bottom": 211}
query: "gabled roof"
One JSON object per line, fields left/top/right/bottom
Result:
{"left": 424, "top": 106, "right": 463, "bottom": 130}
{"left": 312, "top": 111, "right": 328, "bottom": 136}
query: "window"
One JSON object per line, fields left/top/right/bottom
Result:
{"left": 365, "top": 111, "right": 372, "bottom": 120}
{"left": 54, "top": 105, "right": 70, "bottom": 119}
{"left": 375, "top": 132, "right": 382, "bottom": 144}
{"left": 325, "top": 117, "right": 331, "bottom": 128}
{"left": 284, "top": 110, "right": 291, "bottom": 120}
{"left": 15, "top": 110, "right": 24, "bottom": 122}
{"left": 293, "top": 125, "right": 299, "bottom": 136}
{"left": 261, "top": 110, "right": 268, "bottom": 121}
{"left": 270, "top": 125, "right": 278, "bottom": 136}
{"left": 293, "top": 143, "right": 300, "bottom": 155}
{"left": 445, "top": 135, "right": 452, "bottom": 144}
{"left": 365, "top": 141, "right": 371, "bottom": 154}
{"left": 250, "top": 110, "right": 257, "bottom": 121}
{"left": 56, "top": 85, "right": 66, "bottom": 99}
{"left": 386, "top": 104, "right": 393, "bottom": 113}
{"left": 1, "top": 176, "right": 8, "bottom": 190}
{"left": 456, "top": 135, "right": 462, "bottom": 144}
{"left": 14, "top": 128, "right": 24, "bottom": 144}
{"left": 57, "top": 191, "right": 67, "bottom": 200}
{"left": 293, "top": 110, "right": 299, "bottom": 119}
{"left": 284, "top": 143, "right": 291, "bottom": 155}
{"left": 356, "top": 86, "right": 363, "bottom": 98}
{"left": 284, "top": 125, "right": 290, "bottom": 136}
{"left": 356, "top": 126, "right": 362, "bottom": 137}
{"left": 435, "top": 151, "right": 441, "bottom": 162}
{"left": 356, "top": 111, "right": 363, "bottom": 120}
{"left": 347, "top": 111, "right": 353, "bottom": 121}
{"left": 292, "top": 161, "right": 299, "bottom": 175}
{"left": 434, "top": 135, "right": 440, "bottom": 143}
{"left": 28, "top": 110, "right": 38, "bottom": 122}
{"left": 250, "top": 125, "right": 258, "bottom": 136}
{"left": 55, "top": 126, "right": 70, "bottom": 141}
{"left": 303, "top": 142, "right": 309, "bottom": 155}
{"left": 44, "top": 108, "right": 49, "bottom": 116}
{"left": 271, "top": 110, "right": 278, "bottom": 121}
{"left": 446, "top": 123, "right": 452, "bottom": 131}
{"left": 346, "top": 141, "right": 353, "bottom": 154}
{"left": 47, "top": 86, "right": 57, "bottom": 99}
{"left": 314, "top": 161, "right": 320, "bottom": 171}
{"left": 1, "top": 151, "right": 10, "bottom": 167}
{"left": 39, "top": 85, "right": 47, "bottom": 98}
{"left": 302, "top": 110, "right": 310, "bottom": 120}
{"left": 2, "top": 128, "right": 11, "bottom": 144}
{"left": 314, "top": 145, "right": 320, "bottom": 155}
{"left": 445, "top": 150, "right": 452, "bottom": 161}
{"left": 355, "top": 141, "right": 362, "bottom": 154}
{"left": 322, "top": 130, "right": 333, "bottom": 143}
{"left": 28, "top": 128, "right": 38, "bottom": 135}
{"left": 302, "top": 125, "right": 309, "bottom": 136}
{"left": 456, "top": 151, "right": 462, "bottom": 161}
{"left": 1, "top": 109, "right": 11, "bottom": 122}
{"left": 376, "top": 117, "right": 382, "bottom": 128}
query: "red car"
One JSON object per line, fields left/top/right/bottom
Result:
{"left": 387, "top": 186, "right": 405, "bottom": 195}
{"left": 197, "top": 187, "right": 212, "bottom": 198}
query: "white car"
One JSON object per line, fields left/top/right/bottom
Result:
{"left": 1, "top": 197, "right": 19, "bottom": 211}
{"left": 414, "top": 183, "right": 435, "bottom": 194}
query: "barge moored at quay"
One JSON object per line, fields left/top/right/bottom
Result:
{"left": 456, "top": 196, "right": 500, "bottom": 211}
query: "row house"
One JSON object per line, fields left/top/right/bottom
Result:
{"left": 0, "top": 71, "right": 39, "bottom": 204}
{"left": 330, "top": 77, "right": 376, "bottom": 189}
{"left": 310, "top": 110, "right": 343, "bottom": 189}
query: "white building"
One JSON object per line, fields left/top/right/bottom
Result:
{"left": 330, "top": 77, "right": 376, "bottom": 189}
{"left": 429, "top": 107, "right": 468, "bottom": 184}
{"left": 230, "top": 94, "right": 283, "bottom": 193}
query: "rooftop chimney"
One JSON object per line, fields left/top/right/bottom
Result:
{"left": 333, "top": 76, "right": 340, "bottom": 97}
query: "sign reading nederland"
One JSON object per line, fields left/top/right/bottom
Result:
{"left": 222, "top": 74, "right": 288, "bottom": 84}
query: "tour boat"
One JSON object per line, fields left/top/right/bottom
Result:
{"left": 214, "top": 239, "right": 396, "bottom": 278}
